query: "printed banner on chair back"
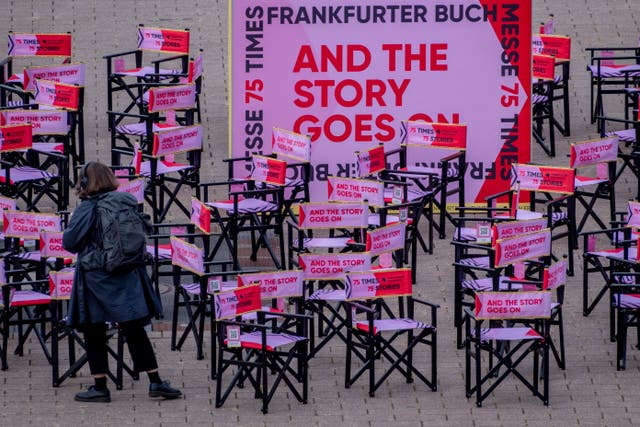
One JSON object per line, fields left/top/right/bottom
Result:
{"left": 40, "top": 231, "right": 75, "bottom": 259}
{"left": 116, "top": 178, "right": 145, "bottom": 203}
{"left": 238, "top": 270, "right": 304, "bottom": 298}
{"left": 494, "top": 228, "right": 551, "bottom": 267}
{"left": 1, "top": 110, "right": 68, "bottom": 135}
{"left": 569, "top": 137, "right": 618, "bottom": 168}
{"left": 627, "top": 201, "right": 640, "bottom": 228}
{"left": 49, "top": 268, "right": 75, "bottom": 300}
{"left": 8, "top": 33, "right": 72, "bottom": 57}
{"left": 24, "top": 63, "right": 86, "bottom": 91}
{"left": 3, "top": 211, "right": 61, "bottom": 239}
{"left": 327, "top": 176, "right": 385, "bottom": 207}
{"left": 366, "top": 222, "right": 406, "bottom": 255}
{"left": 147, "top": 84, "right": 196, "bottom": 113}
{"left": 298, "top": 202, "right": 369, "bottom": 229}
{"left": 0, "top": 195, "right": 17, "bottom": 211}
{"left": 299, "top": 252, "right": 371, "bottom": 280}
{"left": 356, "top": 145, "right": 385, "bottom": 178}
{"left": 190, "top": 198, "right": 211, "bottom": 234}
{"left": 511, "top": 164, "right": 575, "bottom": 194}
{"left": 475, "top": 291, "right": 551, "bottom": 319}
{"left": 405, "top": 121, "right": 467, "bottom": 149}
{"left": 230, "top": 0, "right": 532, "bottom": 203}
{"left": 137, "top": 27, "right": 190, "bottom": 54}
{"left": 543, "top": 260, "right": 566, "bottom": 291}
{"left": 250, "top": 155, "right": 287, "bottom": 185}
{"left": 170, "top": 237, "right": 205, "bottom": 275}
{"left": 345, "top": 268, "right": 412, "bottom": 300}
{"left": 272, "top": 127, "right": 311, "bottom": 162}
{"left": 34, "top": 80, "right": 81, "bottom": 111}
{"left": 532, "top": 34, "right": 571, "bottom": 61}
{"left": 532, "top": 54, "right": 555, "bottom": 81}
{"left": 213, "top": 283, "right": 262, "bottom": 320}
{"left": 152, "top": 125, "right": 203, "bottom": 157}
{"left": 491, "top": 218, "right": 547, "bottom": 244}
{"left": 0, "top": 123, "right": 32, "bottom": 152}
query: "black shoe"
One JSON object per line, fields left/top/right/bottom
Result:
{"left": 149, "top": 381, "right": 182, "bottom": 399}
{"left": 74, "top": 386, "right": 111, "bottom": 403}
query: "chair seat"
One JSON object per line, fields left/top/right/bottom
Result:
{"left": 611, "top": 129, "right": 636, "bottom": 143}
{"left": 114, "top": 122, "right": 181, "bottom": 136}
{"left": 140, "top": 160, "right": 193, "bottom": 177}
{"left": 146, "top": 244, "right": 172, "bottom": 260}
{"left": 458, "top": 256, "right": 490, "bottom": 268}
{"left": 575, "top": 176, "right": 607, "bottom": 187}
{"left": 355, "top": 318, "right": 432, "bottom": 334}
{"left": 10, "top": 290, "right": 51, "bottom": 307}
{"left": 588, "top": 64, "right": 640, "bottom": 78}
{"left": 586, "top": 247, "right": 635, "bottom": 259}
{"left": 613, "top": 294, "right": 640, "bottom": 309}
{"left": 115, "top": 66, "right": 182, "bottom": 78}
{"left": 453, "top": 227, "right": 479, "bottom": 242}
{"left": 0, "top": 166, "right": 57, "bottom": 184}
{"left": 307, "top": 288, "right": 345, "bottom": 301}
{"left": 461, "top": 276, "right": 522, "bottom": 292}
{"left": 294, "top": 237, "right": 351, "bottom": 249}
{"left": 227, "top": 331, "right": 307, "bottom": 352}
{"left": 33, "top": 142, "right": 65, "bottom": 154}
{"left": 479, "top": 327, "right": 542, "bottom": 341}
{"left": 206, "top": 198, "right": 279, "bottom": 214}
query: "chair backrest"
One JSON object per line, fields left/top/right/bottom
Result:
{"left": 491, "top": 218, "right": 548, "bottom": 247}
{"left": 493, "top": 228, "right": 552, "bottom": 268}
{"left": 137, "top": 26, "right": 190, "bottom": 56}
{"left": 22, "top": 63, "right": 85, "bottom": 92}
{"left": 3, "top": 210, "right": 61, "bottom": 240}
{"left": 8, "top": 32, "right": 72, "bottom": 59}
{"left": 48, "top": 267, "right": 74, "bottom": 300}
{"left": 570, "top": 136, "right": 618, "bottom": 173}
{"left": 510, "top": 163, "right": 575, "bottom": 194}
{"left": 344, "top": 268, "right": 412, "bottom": 301}
{"left": 626, "top": 200, "right": 640, "bottom": 228}
{"left": 213, "top": 283, "right": 261, "bottom": 320}
{"left": 355, "top": 145, "right": 385, "bottom": 178}
{"left": 297, "top": 202, "right": 369, "bottom": 230}
{"left": 147, "top": 83, "right": 196, "bottom": 114}
{"left": 250, "top": 154, "right": 286, "bottom": 186}
{"left": 327, "top": 176, "right": 385, "bottom": 207}
{"left": 532, "top": 34, "right": 571, "bottom": 62}
{"left": 543, "top": 260, "right": 567, "bottom": 291}
{"left": 299, "top": 252, "right": 371, "bottom": 281}
{"left": 238, "top": 270, "right": 304, "bottom": 299}
{"left": 533, "top": 54, "right": 555, "bottom": 81}
{"left": 404, "top": 121, "right": 467, "bottom": 150}
{"left": 170, "top": 236, "right": 204, "bottom": 275}
{"left": 365, "top": 222, "right": 406, "bottom": 257}
{"left": 1, "top": 109, "right": 68, "bottom": 136}
{"left": 0, "top": 123, "right": 32, "bottom": 152}
{"left": 39, "top": 231, "right": 75, "bottom": 260}
{"left": 272, "top": 127, "right": 311, "bottom": 163}
{"left": 474, "top": 290, "right": 552, "bottom": 321}
{"left": 33, "top": 79, "right": 82, "bottom": 111}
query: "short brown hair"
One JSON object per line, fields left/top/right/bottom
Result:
{"left": 76, "top": 161, "right": 119, "bottom": 198}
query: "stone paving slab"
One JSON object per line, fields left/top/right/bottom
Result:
{"left": 2, "top": 0, "right": 640, "bottom": 426}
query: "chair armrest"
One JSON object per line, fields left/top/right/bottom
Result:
{"left": 485, "top": 189, "right": 513, "bottom": 201}
{"left": 440, "top": 150, "right": 464, "bottom": 162}
{"left": 103, "top": 49, "right": 139, "bottom": 59}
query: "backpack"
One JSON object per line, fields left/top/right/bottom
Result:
{"left": 80, "top": 192, "right": 152, "bottom": 274}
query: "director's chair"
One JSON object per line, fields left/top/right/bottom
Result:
{"left": 214, "top": 283, "right": 311, "bottom": 414}
{"left": 465, "top": 290, "right": 552, "bottom": 407}
{"left": 344, "top": 268, "right": 438, "bottom": 397}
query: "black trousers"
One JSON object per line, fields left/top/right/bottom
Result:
{"left": 84, "top": 319, "right": 158, "bottom": 375}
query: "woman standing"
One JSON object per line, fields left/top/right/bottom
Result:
{"left": 63, "top": 161, "right": 182, "bottom": 402}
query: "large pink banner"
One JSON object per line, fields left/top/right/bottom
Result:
{"left": 230, "top": 0, "right": 532, "bottom": 202}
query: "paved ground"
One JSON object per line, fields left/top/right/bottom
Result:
{"left": 2, "top": 1, "right": 640, "bottom": 426}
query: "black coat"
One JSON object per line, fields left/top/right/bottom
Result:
{"left": 62, "top": 191, "right": 162, "bottom": 328}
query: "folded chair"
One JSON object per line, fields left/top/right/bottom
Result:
{"left": 465, "top": 290, "right": 552, "bottom": 406}
{"left": 344, "top": 268, "right": 438, "bottom": 397}
{"left": 214, "top": 283, "right": 311, "bottom": 414}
